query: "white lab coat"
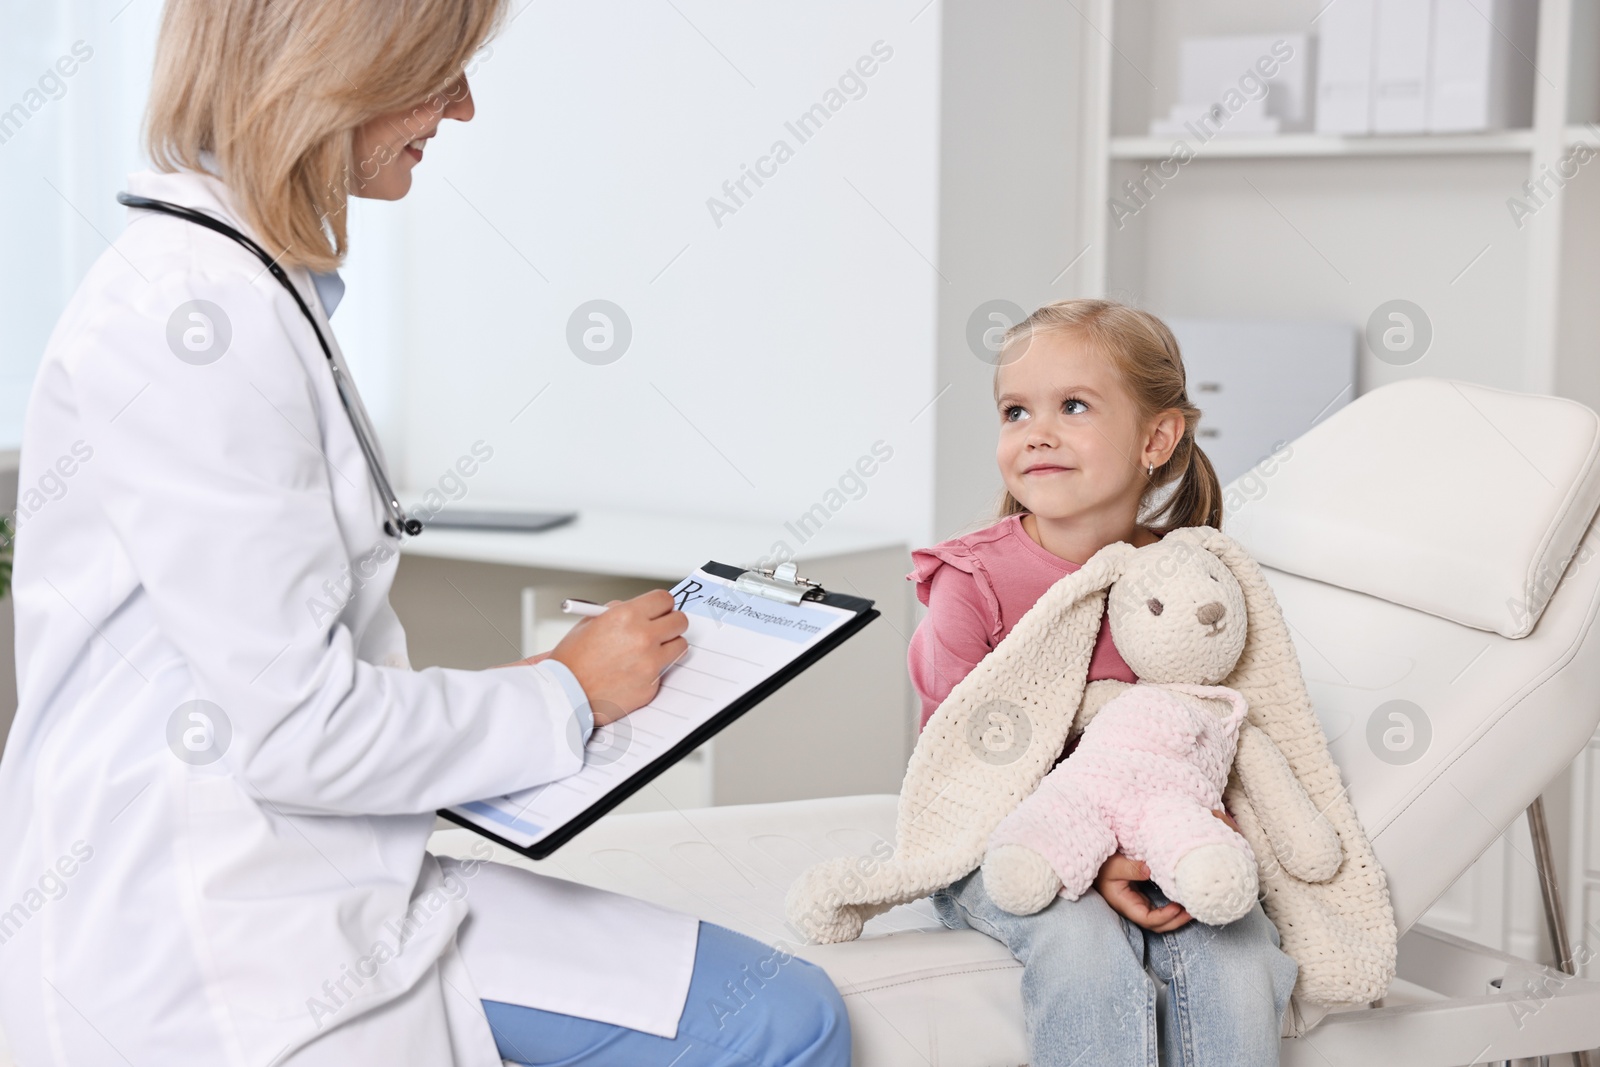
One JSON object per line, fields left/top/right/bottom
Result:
{"left": 0, "top": 167, "right": 699, "bottom": 1066}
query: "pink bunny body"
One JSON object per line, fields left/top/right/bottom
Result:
{"left": 989, "top": 682, "right": 1254, "bottom": 904}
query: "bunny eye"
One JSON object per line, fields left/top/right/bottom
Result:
{"left": 1146, "top": 597, "right": 1164, "bottom": 616}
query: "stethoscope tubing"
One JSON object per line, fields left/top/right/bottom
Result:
{"left": 116, "top": 192, "right": 421, "bottom": 538}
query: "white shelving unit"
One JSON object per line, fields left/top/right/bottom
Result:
{"left": 1075, "top": 0, "right": 1598, "bottom": 407}
{"left": 1109, "top": 130, "right": 1539, "bottom": 159}
{"left": 1072, "top": 0, "right": 1600, "bottom": 975}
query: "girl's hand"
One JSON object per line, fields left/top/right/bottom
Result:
{"left": 1093, "top": 813, "right": 1240, "bottom": 932}
{"left": 1094, "top": 853, "right": 1192, "bottom": 932}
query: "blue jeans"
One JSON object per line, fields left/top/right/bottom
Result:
{"left": 483, "top": 921, "right": 851, "bottom": 1066}
{"left": 930, "top": 867, "right": 1296, "bottom": 1067}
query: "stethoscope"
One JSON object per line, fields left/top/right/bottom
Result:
{"left": 116, "top": 192, "right": 422, "bottom": 538}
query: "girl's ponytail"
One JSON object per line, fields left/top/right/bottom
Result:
{"left": 993, "top": 298, "right": 1224, "bottom": 536}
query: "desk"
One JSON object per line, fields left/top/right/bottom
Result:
{"left": 393, "top": 501, "right": 916, "bottom": 814}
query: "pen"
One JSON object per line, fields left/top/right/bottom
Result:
{"left": 561, "top": 598, "right": 609, "bottom": 617}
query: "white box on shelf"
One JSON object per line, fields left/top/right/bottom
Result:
{"left": 1316, "top": 0, "right": 1378, "bottom": 133}
{"left": 1372, "top": 0, "right": 1434, "bottom": 133}
{"left": 1148, "top": 34, "right": 1310, "bottom": 139}
{"left": 1166, "top": 319, "right": 1357, "bottom": 488}
{"left": 1428, "top": 0, "right": 1536, "bottom": 133}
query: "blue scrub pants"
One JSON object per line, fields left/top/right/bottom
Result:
{"left": 483, "top": 921, "right": 852, "bottom": 1066}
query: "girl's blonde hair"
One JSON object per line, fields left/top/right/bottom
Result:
{"left": 144, "top": 0, "right": 507, "bottom": 272}
{"left": 995, "top": 298, "right": 1222, "bottom": 537}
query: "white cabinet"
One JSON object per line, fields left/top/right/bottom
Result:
{"left": 1166, "top": 319, "right": 1357, "bottom": 484}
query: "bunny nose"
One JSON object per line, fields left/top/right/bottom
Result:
{"left": 1197, "top": 602, "right": 1225, "bottom": 628}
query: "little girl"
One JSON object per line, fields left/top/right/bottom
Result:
{"left": 909, "top": 299, "right": 1298, "bottom": 1067}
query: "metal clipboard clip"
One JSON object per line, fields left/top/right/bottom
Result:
{"left": 735, "top": 560, "right": 824, "bottom": 605}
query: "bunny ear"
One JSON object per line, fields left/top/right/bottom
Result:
{"left": 923, "top": 537, "right": 1135, "bottom": 750}
{"left": 1059, "top": 539, "right": 1138, "bottom": 600}
{"left": 1187, "top": 528, "right": 1398, "bottom": 1005}
{"left": 884, "top": 538, "right": 1139, "bottom": 880}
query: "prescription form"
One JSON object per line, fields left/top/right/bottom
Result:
{"left": 446, "top": 565, "right": 862, "bottom": 852}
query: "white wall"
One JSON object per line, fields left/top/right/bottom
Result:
{"left": 0, "top": 1, "right": 162, "bottom": 445}
{"left": 367, "top": 1, "right": 944, "bottom": 554}
{"left": 931, "top": 0, "right": 1092, "bottom": 539}
{"left": 1109, "top": 153, "right": 1533, "bottom": 396}
{"left": 0, "top": 2, "right": 945, "bottom": 556}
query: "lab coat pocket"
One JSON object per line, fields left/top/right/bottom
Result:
{"left": 175, "top": 772, "right": 464, "bottom": 1062}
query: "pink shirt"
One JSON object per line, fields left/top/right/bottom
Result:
{"left": 907, "top": 514, "right": 1138, "bottom": 732}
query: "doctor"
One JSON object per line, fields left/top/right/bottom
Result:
{"left": 0, "top": 0, "right": 851, "bottom": 1064}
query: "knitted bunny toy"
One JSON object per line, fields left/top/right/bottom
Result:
{"left": 981, "top": 537, "right": 1260, "bottom": 924}
{"left": 785, "top": 527, "right": 1397, "bottom": 1029}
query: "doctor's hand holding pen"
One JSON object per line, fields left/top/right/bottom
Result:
{"left": 496, "top": 590, "right": 688, "bottom": 726}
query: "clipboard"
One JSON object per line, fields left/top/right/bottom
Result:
{"left": 439, "top": 559, "right": 879, "bottom": 860}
